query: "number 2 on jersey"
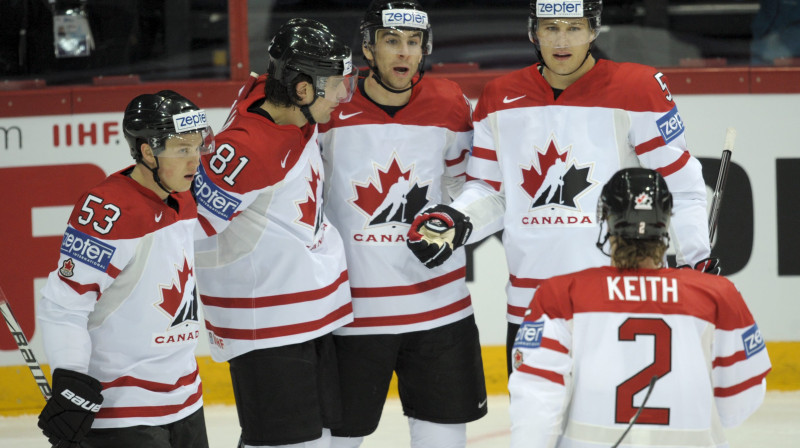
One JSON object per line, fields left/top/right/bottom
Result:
{"left": 615, "top": 318, "right": 672, "bottom": 425}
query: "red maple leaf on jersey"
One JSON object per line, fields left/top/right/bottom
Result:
{"left": 352, "top": 158, "right": 411, "bottom": 216}
{"left": 298, "top": 165, "right": 321, "bottom": 227}
{"left": 520, "top": 139, "right": 568, "bottom": 199}
{"left": 158, "top": 257, "right": 193, "bottom": 317}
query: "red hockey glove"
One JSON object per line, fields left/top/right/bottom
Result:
{"left": 678, "top": 257, "right": 722, "bottom": 275}
{"left": 38, "top": 369, "right": 104, "bottom": 447}
{"left": 407, "top": 205, "right": 472, "bottom": 269}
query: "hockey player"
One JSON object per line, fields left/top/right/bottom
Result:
{"left": 193, "top": 18, "right": 356, "bottom": 448}
{"left": 36, "top": 90, "right": 215, "bottom": 448}
{"left": 406, "top": 0, "right": 716, "bottom": 374}
{"left": 508, "top": 168, "right": 771, "bottom": 448}
{"left": 317, "top": 2, "right": 487, "bottom": 447}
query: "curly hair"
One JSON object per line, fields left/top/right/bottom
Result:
{"left": 611, "top": 236, "right": 667, "bottom": 270}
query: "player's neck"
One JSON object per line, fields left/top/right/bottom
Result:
{"left": 611, "top": 257, "right": 662, "bottom": 270}
{"left": 543, "top": 54, "right": 596, "bottom": 90}
{"left": 261, "top": 100, "right": 308, "bottom": 127}
{"left": 364, "top": 73, "right": 412, "bottom": 107}
{"left": 131, "top": 164, "right": 170, "bottom": 200}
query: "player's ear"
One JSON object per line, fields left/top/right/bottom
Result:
{"left": 140, "top": 143, "right": 157, "bottom": 167}
{"left": 295, "top": 81, "right": 313, "bottom": 105}
{"left": 363, "top": 44, "right": 374, "bottom": 64}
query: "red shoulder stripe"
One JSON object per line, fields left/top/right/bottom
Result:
{"left": 516, "top": 364, "right": 565, "bottom": 385}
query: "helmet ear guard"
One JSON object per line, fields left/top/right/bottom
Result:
{"left": 596, "top": 168, "right": 673, "bottom": 255}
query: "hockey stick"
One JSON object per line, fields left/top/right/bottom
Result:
{"left": 0, "top": 286, "right": 52, "bottom": 400}
{"left": 610, "top": 375, "right": 658, "bottom": 448}
{"left": 707, "top": 128, "right": 736, "bottom": 244}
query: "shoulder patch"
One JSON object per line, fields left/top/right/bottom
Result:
{"left": 514, "top": 320, "right": 545, "bottom": 349}
{"left": 61, "top": 227, "right": 115, "bottom": 272}
{"left": 742, "top": 324, "right": 766, "bottom": 358}
{"left": 194, "top": 164, "right": 242, "bottom": 221}
{"left": 656, "top": 106, "right": 685, "bottom": 144}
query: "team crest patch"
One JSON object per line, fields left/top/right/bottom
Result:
{"left": 513, "top": 349, "right": 524, "bottom": 370}
{"left": 58, "top": 258, "right": 75, "bottom": 277}
{"left": 634, "top": 192, "right": 653, "bottom": 210}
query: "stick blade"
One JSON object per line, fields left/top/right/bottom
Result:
{"left": 724, "top": 127, "right": 736, "bottom": 152}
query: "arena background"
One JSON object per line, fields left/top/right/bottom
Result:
{"left": 1, "top": 0, "right": 798, "bottom": 416}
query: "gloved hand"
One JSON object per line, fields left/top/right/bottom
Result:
{"left": 38, "top": 369, "right": 103, "bottom": 447}
{"left": 407, "top": 205, "right": 472, "bottom": 269}
{"left": 678, "top": 257, "right": 721, "bottom": 275}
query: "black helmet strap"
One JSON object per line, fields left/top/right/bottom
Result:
{"left": 144, "top": 156, "right": 174, "bottom": 195}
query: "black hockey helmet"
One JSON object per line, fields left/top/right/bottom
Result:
{"left": 528, "top": 0, "right": 602, "bottom": 43}
{"left": 360, "top": 0, "right": 433, "bottom": 56}
{"left": 123, "top": 90, "right": 214, "bottom": 163}
{"left": 267, "top": 18, "right": 356, "bottom": 101}
{"left": 597, "top": 168, "right": 673, "bottom": 250}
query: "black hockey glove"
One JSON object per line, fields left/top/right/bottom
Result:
{"left": 678, "top": 257, "right": 722, "bottom": 275}
{"left": 407, "top": 204, "right": 472, "bottom": 269}
{"left": 38, "top": 369, "right": 104, "bottom": 447}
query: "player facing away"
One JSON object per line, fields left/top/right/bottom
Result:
{"left": 192, "top": 18, "right": 357, "bottom": 448}
{"left": 318, "top": 2, "right": 487, "bottom": 447}
{"left": 36, "top": 90, "right": 215, "bottom": 448}
{"left": 508, "top": 168, "right": 772, "bottom": 448}
{"left": 406, "top": 0, "right": 716, "bottom": 375}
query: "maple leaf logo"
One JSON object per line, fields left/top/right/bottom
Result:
{"left": 350, "top": 155, "right": 429, "bottom": 226}
{"left": 297, "top": 164, "right": 322, "bottom": 229}
{"left": 157, "top": 256, "right": 197, "bottom": 327}
{"left": 520, "top": 137, "right": 595, "bottom": 210}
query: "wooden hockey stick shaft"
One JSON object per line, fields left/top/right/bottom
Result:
{"left": 708, "top": 128, "right": 736, "bottom": 244}
{"left": 0, "top": 286, "right": 52, "bottom": 400}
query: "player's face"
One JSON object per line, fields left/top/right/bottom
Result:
{"left": 536, "top": 18, "right": 596, "bottom": 75}
{"left": 156, "top": 133, "right": 203, "bottom": 192}
{"left": 367, "top": 29, "right": 424, "bottom": 90}
{"left": 308, "top": 91, "right": 341, "bottom": 124}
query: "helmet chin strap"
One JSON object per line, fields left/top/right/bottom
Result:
{"left": 368, "top": 56, "right": 426, "bottom": 94}
{"left": 299, "top": 96, "right": 318, "bottom": 125}
{"left": 146, "top": 157, "right": 175, "bottom": 195}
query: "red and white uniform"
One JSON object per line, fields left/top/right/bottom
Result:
{"left": 318, "top": 77, "right": 473, "bottom": 335}
{"left": 451, "top": 60, "right": 711, "bottom": 323}
{"left": 508, "top": 266, "right": 771, "bottom": 448}
{"left": 38, "top": 168, "right": 203, "bottom": 429}
{"left": 194, "top": 74, "right": 352, "bottom": 360}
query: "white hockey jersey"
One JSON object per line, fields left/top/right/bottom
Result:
{"left": 451, "top": 60, "right": 711, "bottom": 324}
{"left": 508, "top": 266, "right": 771, "bottom": 448}
{"left": 38, "top": 168, "right": 203, "bottom": 428}
{"left": 318, "top": 77, "right": 473, "bottom": 335}
{"left": 194, "top": 74, "right": 352, "bottom": 361}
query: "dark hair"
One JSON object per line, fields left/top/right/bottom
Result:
{"left": 264, "top": 73, "right": 313, "bottom": 108}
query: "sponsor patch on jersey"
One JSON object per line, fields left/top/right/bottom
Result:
{"left": 193, "top": 165, "right": 241, "bottom": 220}
{"left": 382, "top": 9, "right": 428, "bottom": 29}
{"left": 742, "top": 324, "right": 766, "bottom": 358}
{"left": 60, "top": 227, "right": 115, "bottom": 272}
{"left": 514, "top": 320, "right": 545, "bottom": 349}
{"left": 172, "top": 109, "right": 208, "bottom": 133}
{"left": 537, "top": 0, "right": 584, "bottom": 18}
{"left": 656, "top": 106, "right": 685, "bottom": 144}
